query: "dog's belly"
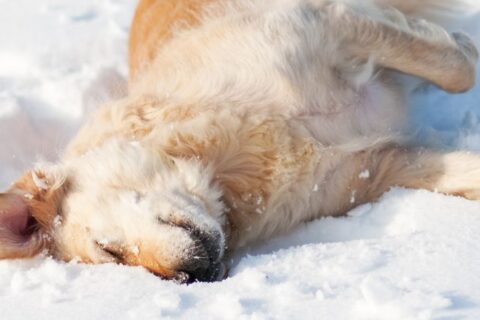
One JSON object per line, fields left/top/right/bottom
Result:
{"left": 294, "top": 76, "right": 407, "bottom": 148}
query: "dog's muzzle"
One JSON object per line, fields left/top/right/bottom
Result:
{"left": 162, "top": 217, "right": 227, "bottom": 283}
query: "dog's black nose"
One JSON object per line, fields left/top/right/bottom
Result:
{"left": 170, "top": 219, "right": 225, "bottom": 282}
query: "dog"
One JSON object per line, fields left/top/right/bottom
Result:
{"left": 0, "top": 0, "right": 478, "bottom": 283}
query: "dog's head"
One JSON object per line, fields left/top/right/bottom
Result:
{"left": 0, "top": 141, "right": 227, "bottom": 283}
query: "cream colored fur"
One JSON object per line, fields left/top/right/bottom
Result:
{"left": 0, "top": 0, "right": 479, "bottom": 282}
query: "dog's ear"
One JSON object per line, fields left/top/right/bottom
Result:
{"left": 0, "top": 169, "right": 68, "bottom": 259}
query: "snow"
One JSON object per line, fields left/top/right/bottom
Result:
{"left": 1, "top": 1, "right": 480, "bottom": 319}
{"left": 359, "top": 170, "right": 370, "bottom": 179}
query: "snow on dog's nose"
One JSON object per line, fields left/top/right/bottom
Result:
{"left": 126, "top": 212, "right": 226, "bottom": 283}
{"left": 165, "top": 218, "right": 226, "bottom": 283}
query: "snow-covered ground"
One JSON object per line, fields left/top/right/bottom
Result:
{"left": 1, "top": 1, "right": 480, "bottom": 319}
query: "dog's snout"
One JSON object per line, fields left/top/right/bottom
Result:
{"left": 154, "top": 214, "right": 225, "bottom": 282}
{"left": 157, "top": 215, "right": 224, "bottom": 264}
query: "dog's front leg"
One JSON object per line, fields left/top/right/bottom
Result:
{"left": 325, "top": 2, "right": 478, "bottom": 93}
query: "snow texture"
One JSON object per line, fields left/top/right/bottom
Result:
{"left": 1, "top": 1, "right": 480, "bottom": 319}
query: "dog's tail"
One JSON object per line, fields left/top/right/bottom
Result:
{"left": 375, "top": 0, "right": 476, "bottom": 28}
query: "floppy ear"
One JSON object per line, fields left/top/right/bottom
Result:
{"left": 0, "top": 170, "right": 68, "bottom": 259}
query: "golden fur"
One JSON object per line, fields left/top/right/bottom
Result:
{"left": 0, "top": 0, "right": 479, "bottom": 282}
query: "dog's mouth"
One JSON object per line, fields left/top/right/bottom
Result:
{"left": 169, "top": 261, "right": 227, "bottom": 284}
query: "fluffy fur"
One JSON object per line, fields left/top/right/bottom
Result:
{"left": 0, "top": 0, "right": 479, "bottom": 282}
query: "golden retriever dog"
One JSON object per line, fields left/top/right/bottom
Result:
{"left": 0, "top": 0, "right": 479, "bottom": 283}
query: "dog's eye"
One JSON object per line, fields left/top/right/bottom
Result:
{"left": 95, "top": 241, "right": 125, "bottom": 262}
{"left": 156, "top": 215, "right": 178, "bottom": 228}
{"left": 157, "top": 216, "right": 168, "bottom": 224}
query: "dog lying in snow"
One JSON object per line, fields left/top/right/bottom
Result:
{"left": 0, "top": 0, "right": 478, "bottom": 283}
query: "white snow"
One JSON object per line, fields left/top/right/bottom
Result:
{"left": 350, "top": 190, "right": 357, "bottom": 204}
{"left": 1, "top": 1, "right": 480, "bottom": 319}
{"left": 359, "top": 170, "right": 370, "bottom": 180}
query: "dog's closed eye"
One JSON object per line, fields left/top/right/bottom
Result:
{"left": 156, "top": 215, "right": 182, "bottom": 228}
{"left": 95, "top": 241, "right": 125, "bottom": 263}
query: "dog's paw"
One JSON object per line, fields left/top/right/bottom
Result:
{"left": 452, "top": 31, "right": 479, "bottom": 64}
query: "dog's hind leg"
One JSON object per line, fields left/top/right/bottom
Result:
{"left": 326, "top": 2, "right": 478, "bottom": 93}
{"left": 348, "top": 147, "right": 480, "bottom": 208}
